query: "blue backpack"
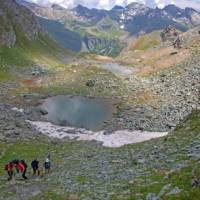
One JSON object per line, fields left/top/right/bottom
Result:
{"left": 44, "top": 161, "right": 50, "bottom": 169}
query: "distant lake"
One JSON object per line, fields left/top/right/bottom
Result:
{"left": 41, "top": 95, "right": 115, "bottom": 130}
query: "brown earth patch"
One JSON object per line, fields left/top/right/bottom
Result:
{"left": 136, "top": 47, "right": 190, "bottom": 76}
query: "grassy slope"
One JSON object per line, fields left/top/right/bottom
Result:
{"left": 37, "top": 17, "right": 82, "bottom": 52}
{"left": 127, "top": 31, "right": 161, "bottom": 51}
{"left": 127, "top": 110, "right": 200, "bottom": 200}
{"left": 118, "top": 31, "right": 161, "bottom": 65}
{"left": 0, "top": 110, "right": 199, "bottom": 199}
{"left": 0, "top": 27, "right": 70, "bottom": 82}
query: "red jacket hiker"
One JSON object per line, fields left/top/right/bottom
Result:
{"left": 17, "top": 162, "right": 25, "bottom": 172}
{"left": 5, "top": 163, "right": 14, "bottom": 172}
{"left": 5, "top": 162, "right": 14, "bottom": 181}
{"left": 15, "top": 161, "right": 28, "bottom": 179}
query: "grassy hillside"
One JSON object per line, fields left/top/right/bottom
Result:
{"left": 0, "top": 27, "right": 71, "bottom": 83}
{"left": 126, "top": 31, "right": 161, "bottom": 51}
{"left": 38, "top": 17, "right": 82, "bottom": 52}
{"left": 0, "top": 109, "right": 199, "bottom": 199}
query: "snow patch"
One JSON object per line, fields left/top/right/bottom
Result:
{"left": 28, "top": 120, "right": 168, "bottom": 148}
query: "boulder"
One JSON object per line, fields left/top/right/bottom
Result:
{"left": 39, "top": 108, "right": 48, "bottom": 115}
{"left": 86, "top": 79, "right": 95, "bottom": 87}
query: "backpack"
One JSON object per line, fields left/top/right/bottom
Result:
{"left": 22, "top": 161, "right": 28, "bottom": 168}
{"left": 44, "top": 162, "right": 50, "bottom": 169}
{"left": 17, "top": 163, "right": 25, "bottom": 172}
{"left": 31, "top": 160, "right": 36, "bottom": 168}
{"left": 5, "top": 164, "right": 8, "bottom": 171}
{"left": 5, "top": 163, "right": 13, "bottom": 171}
{"left": 31, "top": 160, "right": 38, "bottom": 168}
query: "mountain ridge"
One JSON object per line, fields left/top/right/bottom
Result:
{"left": 16, "top": 0, "right": 200, "bottom": 56}
{"left": 16, "top": 0, "right": 200, "bottom": 10}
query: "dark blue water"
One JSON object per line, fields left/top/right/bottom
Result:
{"left": 41, "top": 95, "right": 114, "bottom": 130}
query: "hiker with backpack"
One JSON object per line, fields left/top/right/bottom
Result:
{"left": 31, "top": 158, "right": 40, "bottom": 176}
{"left": 44, "top": 158, "right": 51, "bottom": 174}
{"left": 16, "top": 160, "right": 28, "bottom": 179}
{"left": 5, "top": 162, "right": 14, "bottom": 181}
{"left": 21, "top": 160, "right": 28, "bottom": 179}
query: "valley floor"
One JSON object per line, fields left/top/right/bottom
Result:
{"left": 1, "top": 37, "right": 200, "bottom": 132}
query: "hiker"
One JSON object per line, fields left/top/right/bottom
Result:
{"left": 5, "top": 162, "right": 14, "bottom": 181}
{"left": 160, "top": 31, "right": 166, "bottom": 42}
{"left": 12, "top": 159, "right": 19, "bottom": 174}
{"left": 21, "top": 160, "right": 28, "bottom": 179}
{"left": 16, "top": 160, "right": 28, "bottom": 179}
{"left": 44, "top": 158, "right": 51, "bottom": 174}
{"left": 173, "top": 35, "right": 181, "bottom": 49}
{"left": 31, "top": 158, "right": 40, "bottom": 176}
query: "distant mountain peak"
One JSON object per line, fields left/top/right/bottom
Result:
{"left": 73, "top": 4, "right": 90, "bottom": 13}
{"left": 75, "top": 4, "right": 88, "bottom": 10}
{"left": 126, "top": 2, "right": 148, "bottom": 8}
{"left": 185, "top": 7, "right": 198, "bottom": 12}
{"left": 51, "top": 4, "right": 65, "bottom": 10}
{"left": 163, "top": 4, "right": 184, "bottom": 11}
{"left": 111, "top": 5, "right": 124, "bottom": 11}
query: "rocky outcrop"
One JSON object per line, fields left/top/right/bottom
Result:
{"left": 0, "top": 104, "right": 40, "bottom": 141}
{"left": 0, "top": 10, "right": 16, "bottom": 47}
{"left": 0, "top": 0, "right": 41, "bottom": 47}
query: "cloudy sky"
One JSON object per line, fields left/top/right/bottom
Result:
{"left": 27, "top": 0, "right": 200, "bottom": 10}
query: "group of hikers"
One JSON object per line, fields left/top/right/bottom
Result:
{"left": 5, "top": 157, "right": 51, "bottom": 181}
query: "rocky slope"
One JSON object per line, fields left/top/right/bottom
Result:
{"left": 0, "top": 0, "right": 41, "bottom": 47}
{"left": 0, "top": 104, "right": 200, "bottom": 200}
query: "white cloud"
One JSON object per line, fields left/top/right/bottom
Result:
{"left": 154, "top": 0, "right": 200, "bottom": 9}
{"left": 26, "top": 0, "right": 200, "bottom": 10}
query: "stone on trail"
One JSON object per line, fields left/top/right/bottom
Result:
{"left": 191, "top": 177, "right": 200, "bottom": 187}
{"left": 166, "top": 187, "right": 182, "bottom": 196}
{"left": 68, "top": 194, "right": 79, "bottom": 200}
{"left": 146, "top": 193, "right": 161, "bottom": 200}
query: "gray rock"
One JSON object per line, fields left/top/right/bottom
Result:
{"left": 38, "top": 107, "right": 48, "bottom": 115}
{"left": 86, "top": 79, "right": 95, "bottom": 87}
{"left": 191, "top": 177, "right": 200, "bottom": 187}
{"left": 158, "top": 184, "right": 171, "bottom": 196}
{"left": 167, "top": 187, "right": 182, "bottom": 196}
{"left": 146, "top": 193, "right": 161, "bottom": 200}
